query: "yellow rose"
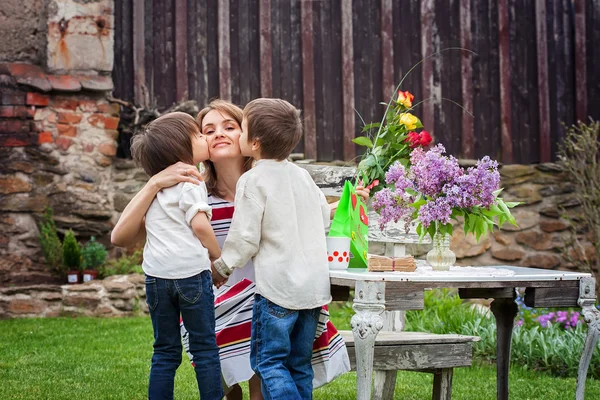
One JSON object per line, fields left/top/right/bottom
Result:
{"left": 398, "top": 113, "right": 418, "bottom": 130}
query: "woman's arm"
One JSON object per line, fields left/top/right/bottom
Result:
{"left": 111, "top": 162, "right": 203, "bottom": 247}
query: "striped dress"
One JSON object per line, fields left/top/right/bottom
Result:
{"left": 180, "top": 194, "right": 350, "bottom": 388}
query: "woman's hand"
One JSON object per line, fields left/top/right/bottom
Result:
{"left": 148, "top": 161, "right": 203, "bottom": 190}
{"left": 355, "top": 184, "right": 371, "bottom": 203}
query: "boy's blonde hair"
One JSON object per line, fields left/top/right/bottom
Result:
{"left": 243, "top": 98, "right": 303, "bottom": 160}
{"left": 130, "top": 112, "right": 199, "bottom": 176}
{"left": 196, "top": 100, "right": 253, "bottom": 198}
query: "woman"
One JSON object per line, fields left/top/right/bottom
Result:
{"left": 112, "top": 100, "right": 369, "bottom": 400}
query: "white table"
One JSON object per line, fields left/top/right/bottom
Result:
{"left": 329, "top": 266, "right": 599, "bottom": 400}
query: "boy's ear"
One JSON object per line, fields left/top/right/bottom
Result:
{"left": 251, "top": 138, "right": 261, "bottom": 152}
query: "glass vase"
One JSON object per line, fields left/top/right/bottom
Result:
{"left": 426, "top": 231, "right": 456, "bottom": 271}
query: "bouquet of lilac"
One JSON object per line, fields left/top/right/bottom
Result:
{"left": 372, "top": 144, "right": 518, "bottom": 241}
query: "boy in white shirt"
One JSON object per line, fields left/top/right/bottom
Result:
{"left": 128, "top": 112, "right": 223, "bottom": 400}
{"left": 212, "top": 99, "right": 332, "bottom": 399}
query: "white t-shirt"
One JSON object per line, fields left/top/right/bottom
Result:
{"left": 142, "top": 181, "right": 212, "bottom": 279}
{"left": 214, "top": 159, "right": 332, "bottom": 310}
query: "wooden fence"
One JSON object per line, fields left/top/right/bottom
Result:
{"left": 112, "top": 0, "right": 600, "bottom": 164}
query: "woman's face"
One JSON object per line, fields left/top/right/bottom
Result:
{"left": 201, "top": 109, "right": 243, "bottom": 162}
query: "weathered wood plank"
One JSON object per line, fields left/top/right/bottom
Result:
{"left": 229, "top": 0, "right": 241, "bottom": 103}
{"left": 341, "top": 0, "right": 355, "bottom": 161}
{"left": 587, "top": 0, "right": 600, "bottom": 122}
{"left": 259, "top": 0, "right": 273, "bottom": 97}
{"left": 380, "top": 0, "right": 394, "bottom": 101}
{"left": 420, "top": 0, "right": 435, "bottom": 136}
{"left": 206, "top": 0, "right": 220, "bottom": 100}
{"left": 143, "top": 0, "right": 153, "bottom": 105}
{"left": 270, "top": 0, "right": 281, "bottom": 98}
{"left": 218, "top": 0, "right": 231, "bottom": 100}
{"left": 436, "top": 0, "right": 462, "bottom": 156}
{"left": 345, "top": 341, "right": 474, "bottom": 370}
{"left": 329, "top": 276, "right": 581, "bottom": 292}
{"left": 460, "top": 0, "right": 474, "bottom": 159}
{"left": 536, "top": 0, "right": 551, "bottom": 162}
{"left": 186, "top": 0, "right": 208, "bottom": 106}
{"left": 301, "top": 0, "right": 317, "bottom": 160}
{"left": 498, "top": 0, "right": 513, "bottom": 163}
{"left": 384, "top": 287, "right": 424, "bottom": 311}
{"left": 174, "top": 0, "right": 188, "bottom": 101}
{"left": 472, "top": 0, "right": 501, "bottom": 160}
{"left": 574, "top": 0, "right": 587, "bottom": 122}
{"left": 524, "top": 286, "right": 580, "bottom": 308}
{"left": 510, "top": 0, "right": 540, "bottom": 164}
{"left": 114, "top": 0, "right": 134, "bottom": 102}
{"left": 341, "top": 330, "right": 480, "bottom": 345}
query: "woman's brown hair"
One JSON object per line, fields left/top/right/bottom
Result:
{"left": 196, "top": 100, "right": 253, "bottom": 198}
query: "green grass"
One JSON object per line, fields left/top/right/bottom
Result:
{"left": 1, "top": 314, "right": 599, "bottom": 399}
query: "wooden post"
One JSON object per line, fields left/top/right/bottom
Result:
{"left": 574, "top": 0, "right": 588, "bottom": 122}
{"left": 535, "top": 0, "right": 551, "bottom": 162}
{"left": 460, "top": 0, "right": 474, "bottom": 159}
{"left": 341, "top": 0, "right": 355, "bottom": 161}
{"left": 132, "top": 0, "right": 147, "bottom": 107}
{"left": 218, "top": 0, "right": 231, "bottom": 101}
{"left": 259, "top": 0, "right": 272, "bottom": 97}
{"left": 174, "top": 0, "right": 188, "bottom": 101}
{"left": 301, "top": 0, "right": 317, "bottom": 160}
{"left": 498, "top": 0, "right": 513, "bottom": 164}
{"left": 420, "top": 0, "right": 435, "bottom": 136}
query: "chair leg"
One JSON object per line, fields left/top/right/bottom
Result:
{"left": 373, "top": 370, "right": 397, "bottom": 400}
{"left": 432, "top": 368, "right": 453, "bottom": 400}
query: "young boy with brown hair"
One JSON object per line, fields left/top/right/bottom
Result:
{"left": 128, "top": 112, "right": 224, "bottom": 400}
{"left": 212, "top": 99, "right": 332, "bottom": 399}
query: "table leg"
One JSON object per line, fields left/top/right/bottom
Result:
{"left": 576, "top": 277, "right": 600, "bottom": 400}
{"left": 490, "top": 295, "right": 518, "bottom": 400}
{"left": 351, "top": 281, "right": 385, "bottom": 400}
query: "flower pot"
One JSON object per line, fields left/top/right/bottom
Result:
{"left": 66, "top": 270, "right": 80, "bottom": 284}
{"left": 82, "top": 269, "right": 98, "bottom": 282}
{"left": 426, "top": 232, "right": 456, "bottom": 271}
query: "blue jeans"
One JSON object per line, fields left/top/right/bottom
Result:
{"left": 145, "top": 271, "right": 223, "bottom": 400}
{"left": 250, "top": 294, "right": 321, "bottom": 400}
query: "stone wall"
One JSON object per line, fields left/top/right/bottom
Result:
{"left": 0, "top": 0, "right": 118, "bottom": 286}
{"left": 0, "top": 274, "right": 147, "bottom": 318}
{"left": 451, "top": 163, "right": 594, "bottom": 270}
{"left": 0, "top": 0, "right": 47, "bottom": 65}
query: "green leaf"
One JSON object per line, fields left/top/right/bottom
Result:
{"left": 493, "top": 188, "right": 504, "bottom": 197}
{"left": 504, "top": 201, "right": 520, "bottom": 208}
{"left": 427, "top": 223, "right": 437, "bottom": 240}
{"left": 352, "top": 136, "right": 374, "bottom": 148}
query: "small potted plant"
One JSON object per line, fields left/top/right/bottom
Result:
{"left": 63, "top": 229, "right": 82, "bottom": 284}
{"left": 81, "top": 236, "right": 107, "bottom": 282}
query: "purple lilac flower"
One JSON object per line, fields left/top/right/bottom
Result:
{"left": 443, "top": 156, "right": 500, "bottom": 209}
{"left": 410, "top": 145, "right": 462, "bottom": 198}
{"left": 417, "top": 197, "right": 452, "bottom": 228}
{"left": 372, "top": 188, "right": 413, "bottom": 230}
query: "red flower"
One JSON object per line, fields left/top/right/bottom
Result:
{"left": 419, "top": 131, "right": 432, "bottom": 147}
{"left": 405, "top": 131, "right": 421, "bottom": 148}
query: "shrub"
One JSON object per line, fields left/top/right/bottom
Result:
{"left": 62, "top": 230, "right": 81, "bottom": 271}
{"left": 99, "top": 250, "right": 143, "bottom": 278}
{"left": 557, "top": 120, "right": 600, "bottom": 297}
{"left": 81, "top": 237, "right": 108, "bottom": 270}
{"left": 38, "top": 207, "right": 64, "bottom": 277}
{"left": 404, "top": 289, "right": 600, "bottom": 379}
